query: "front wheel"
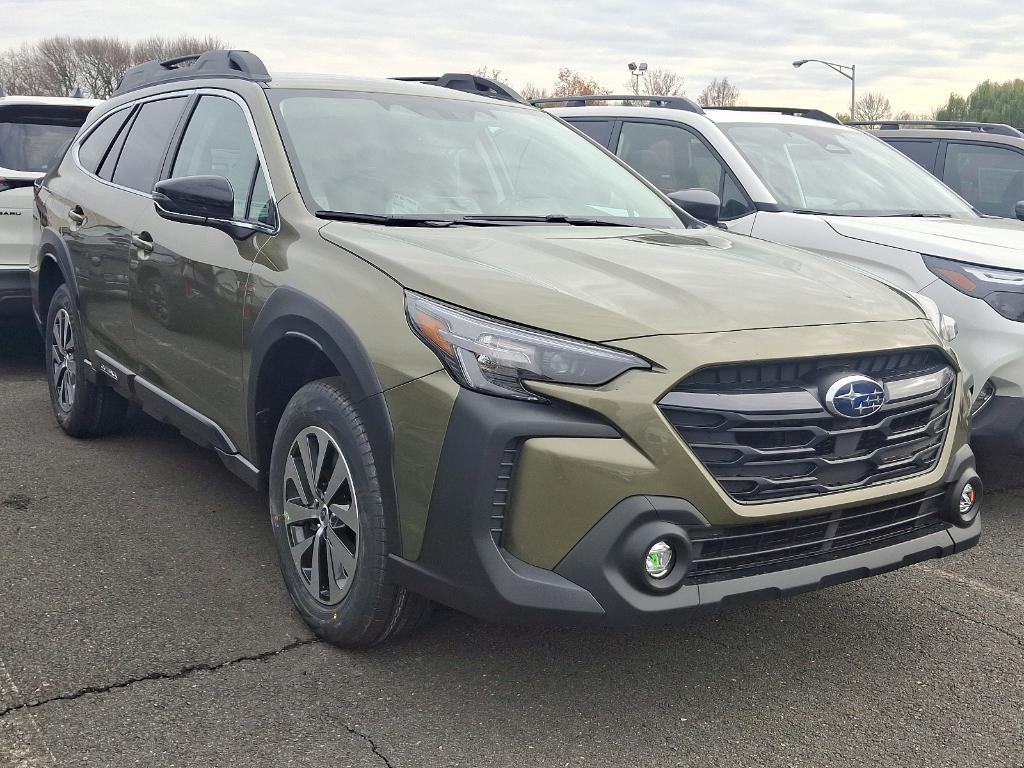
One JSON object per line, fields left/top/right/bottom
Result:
{"left": 45, "top": 284, "right": 127, "bottom": 437}
{"left": 268, "top": 379, "right": 432, "bottom": 647}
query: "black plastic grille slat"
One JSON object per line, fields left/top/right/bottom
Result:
{"left": 490, "top": 442, "right": 520, "bottom": 546}
{"left": 660, "top": 350, "right": 955, "bottom": 503}
{"left": 686, "top": 492, "right": 946, "bottom": 583}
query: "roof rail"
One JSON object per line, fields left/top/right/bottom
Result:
{"left": 392, "top": 74, "right": 528, "bottom": 105}
{"left": 112, "top": 50, "right": 271, "bottom": 96}
{"left": 531, "top": 94, "right": 705, "bottom": 115}
{"left": 846, "top": 119, "right": 1024, "bottom": 138}
{"left": 706, "top": 106, "right": 841, "bottom": 125}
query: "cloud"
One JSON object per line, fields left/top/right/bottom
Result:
{"left": 0, "top": 0, "right": 1019, "bottom": 113}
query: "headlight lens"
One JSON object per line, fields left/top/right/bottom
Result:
{"left": 908, "top": 290, "right": 957, "bottom": 341}
{"left": 924, "top": 254, "right": 1024, "bottom": 322}
{"left": 406, "top": 293, "right": 650, "bottom": 400}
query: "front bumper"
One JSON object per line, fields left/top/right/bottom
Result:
{"left": 0, "top": 267, "right": 31, "bottom": 316}
{"left": 388, "top": 389, "right": 980, "bottom": 625}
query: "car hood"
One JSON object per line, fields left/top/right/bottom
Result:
{"left": 825, "top": 215, "right": 1024, "bottom": 270}
{"left": 320, "top": 224, "right": 921, "bottom": 341}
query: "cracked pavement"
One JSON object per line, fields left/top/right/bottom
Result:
{"left": 2, "top": 316, "right": 1023, "bottom": 767}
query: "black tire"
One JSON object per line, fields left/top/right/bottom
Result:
{"left": 269, "top": 378, "right": 433, "bottom": 647}
{"left": 44, "top": 284, "right": 128, "bottom": 438}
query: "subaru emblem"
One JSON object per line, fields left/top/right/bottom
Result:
{"left": 824, "top": 375, "right": 886, "bottom": 419}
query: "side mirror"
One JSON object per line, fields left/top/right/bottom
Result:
{"left": 153, "top": 175, "right": 251, "bottom": 238}
{"left": 1015, "top": 201, "right": 1024, "bottom": 222}
{"left": 667, "top": 189, "right": 721, "bottom": 226}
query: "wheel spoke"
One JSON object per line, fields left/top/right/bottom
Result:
{"left": 283, "top": 500, "right": 318, "bottom": 526}
{"left": 308, "top": 527, "right": 326, "bottom": 599}
{"left": 296, "top": 432, "right": 318, "bottom": 495}
{"left": 289, "top": 529, "right": 314, "bottom": 573}
{"left": 52, "top": 319, "right": 64, "bottom": 356}
{"left": 322, "top": 456, "right": 349, "bottom": 506}
{"left": 328, "top": 501, "right": 357, "bottom": 531}
{"left": 326, "top": 529, "right": 356, "bottom": 577}
{"left": 323, "top": 539, "right": 344, "bottom": 602}
{"left": 283, "top": 454, "right": 314, "bottom": 506}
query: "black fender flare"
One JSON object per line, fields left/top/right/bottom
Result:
{"left": 247, "top": 285, "right": 402, "bottom": 553}
{"left": 34, "top": 227, "right": 80, "bottom": 324}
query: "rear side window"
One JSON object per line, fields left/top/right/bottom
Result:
{"left": 170, "top": 95, "right": 264, "bottom": 221}
{"left": 77, "top": 109, "right": 132, "bottom": 175}
{"left": 0, "top": 105, "right": 93, "bottom": 173}
{"left": 111, "top": 97, "right": 187, "bottom": 193}
{"left": 943, "top": 142, "right": 1024, "bottom": 217}
{"left": 887, "top": 139, "right": 939, "bottom": 174}
{"left": 568, "top": 119, "right": 614, "bottom": 148}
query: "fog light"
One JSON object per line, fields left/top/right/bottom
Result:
{"left": 959, "top": 483, "right": 978, "bottom": 516}
{"left": 645, "top": 541, "right": 674, "bottom": 579}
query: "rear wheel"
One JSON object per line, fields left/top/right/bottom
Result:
{"left": 45, "top": 285, "right": 127, "bottom": 437}
{"left": 269, "top": 378, "right": 433, "bottom": 647}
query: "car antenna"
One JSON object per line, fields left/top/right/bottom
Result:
{"left": 68, "top": 85, "right": 83, "bottom": 98}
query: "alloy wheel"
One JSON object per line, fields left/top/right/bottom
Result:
{"left": 50, "top": 308, "right": 77, "bottom": 412}
{"left": 282, "top": 426, "right": 359, "bottom": 605}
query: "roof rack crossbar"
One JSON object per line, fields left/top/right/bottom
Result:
{"left": 846, "top": 119, "right": 1023, "bottom": 137}
{"left": 112, "top": 50, "right": 271, "bottom": 96}
{"left": 707, "top": 106, "right": 841, "bottom": 124}
{"left": 530, "top": 94, "right": 705, "bottom": 115}
{"left": 392, "top": 74, "right": 529, "bottom": 105}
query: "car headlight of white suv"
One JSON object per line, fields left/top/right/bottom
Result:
{"left": 924, "top": 254, "right": 1024, "bottom": 323}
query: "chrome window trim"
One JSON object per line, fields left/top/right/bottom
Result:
{"left": 72, "top": 87, "right": 280, "bottom": 235}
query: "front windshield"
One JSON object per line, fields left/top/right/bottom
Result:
{"left": 720, "top": 122, "right": 977, "bottom": 218}
{"left": 270, "top": 89, "right": 683, "bottom": 226}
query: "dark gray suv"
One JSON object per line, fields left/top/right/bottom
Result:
{"left": 851, "top": 120, "right": 1024, "bottom": 221}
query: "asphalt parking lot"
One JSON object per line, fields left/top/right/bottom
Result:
{"left": 1, "top": 316, "right": 1022, "bottom": 768}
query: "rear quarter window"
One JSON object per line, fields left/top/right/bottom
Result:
{"left": 77, "top": 108, "right": 133, "bottom": 175}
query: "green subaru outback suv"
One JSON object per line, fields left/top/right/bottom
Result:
{"left": 31, "top": 51, "right": 981, "bottom": 646}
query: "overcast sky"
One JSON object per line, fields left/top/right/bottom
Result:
{"left": 2, "top": 0, "right": 1020, "bottom": 114}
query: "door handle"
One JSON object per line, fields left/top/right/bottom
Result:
{"left": 68, "top": 207, "right": 85, "bottom": 225}
{"left": 131, "top": 233, "right": 154, "bottom": 255}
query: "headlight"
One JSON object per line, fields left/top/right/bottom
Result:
{"left": 908, "top": 290, "right": 957, "bottom": 342}
{"left": 924, "top": 254, "right": 1024, "bottom": 322}
{"left": 405, "top": 292, "right": 650, "bottom": 400}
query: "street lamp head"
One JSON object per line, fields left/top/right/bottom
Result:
{"left": 792, "top": 60, "right": 807, "bottom": 68}
{"left": 628, "top": 62, "right": 637, "bottom": 72}
{"left": 639, "top": 62, "right": 648, "bottom": 72}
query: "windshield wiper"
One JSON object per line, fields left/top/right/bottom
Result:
{"left": 792, "top": 208, "right": 850, "bottom": 216}
{"left": 457, "top": 214, "right": 639, "bottom": 227}
{"left": 874, "top": 212, "right": 954, "bottom": 218}
{"left": 315, "top": 210, "right": 455, "bottom": 226}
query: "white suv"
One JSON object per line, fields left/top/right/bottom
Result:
{"left": 1, "top": 94, "right": 97, "bottom": 315}
{"left": 549, "top": 97, "right": 1024, "bottom": 446}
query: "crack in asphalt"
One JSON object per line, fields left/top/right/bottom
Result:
{"left": 922, "top": 596, "right": 1024, "bottom": 647}
{"left": 0, "top": 637, "right": 320, "bottom": 719}
{"left": 342, "top": 722, "right": 396, "bottom": 768}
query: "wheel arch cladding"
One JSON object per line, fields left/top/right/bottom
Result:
{"left": 35, "top": 228, "right": 78, "bottom": 323}
{"left": 248, "top": 286, "right": 403, "bottom": 553}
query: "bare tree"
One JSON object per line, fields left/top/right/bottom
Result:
{"left": 474, "top": 66, "right": 507, "bottom": 84}
{"left": 518, "top": 82, "right": 549, "bottom": 101}
{"left": 0, "top": 35, "right": 229, "bottom": 98}
{"left": 552, "top": 68, "right": 606, "bottom": 98}
{"left": 854, "top": 91, "right": 893, "bottom": 122}
{"left": 641, "top": 68, "right": 685, "bottom": 97}
{"left": 699, "top": 77, "right": 741, "bottom": 107}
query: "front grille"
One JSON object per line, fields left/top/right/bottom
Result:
{"left": 686, "top": 491, "right": 947, "bottom": 583}
{"left": 660, "top": 349, "right": 955, "bottom": 503}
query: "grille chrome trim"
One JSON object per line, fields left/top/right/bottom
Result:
{"left": 661, "top": 350, "right": 956, "bottom": 503}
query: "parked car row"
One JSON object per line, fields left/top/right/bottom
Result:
{"left": 547, "top": 97, "right": 1024, "bottom": 447}
{"left": 6, "top": 51, "right": 999, "bottom": 646}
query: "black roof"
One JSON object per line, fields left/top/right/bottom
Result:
{"left": 112, "top": 50, "right": 271, "bottom": 96}
{"left": 847, "top": 119, "right": 1024, "bottom": 138}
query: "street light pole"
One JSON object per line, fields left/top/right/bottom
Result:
{"left": 792, "top": 59, "right": 857, "bottom": 119}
